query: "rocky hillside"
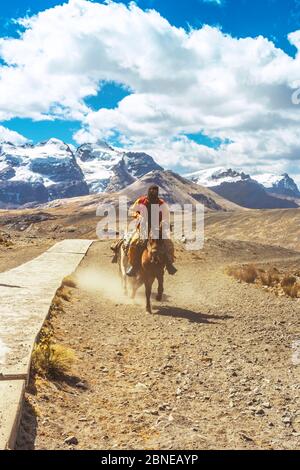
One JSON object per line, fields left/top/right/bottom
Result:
{"left": 116, "top": 170, "right": 242, "bottom": 211}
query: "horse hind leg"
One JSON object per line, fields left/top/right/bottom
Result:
{"left": 119, "top": 250, "right": 128, "bottom": 296}
{"left": 156, "top": 272, "right": 164, "bottom": 301}
{"left": 123, "top": 275, "right": 128, "bottom": 296}
{"left": 130, "top": 274, "right": 142, "bottom": 300}
{"left": 130, "top": 278, "right": 137, "bottom": 299}
{"left": 145, "top": 280, "right": 153, "bottom": 314}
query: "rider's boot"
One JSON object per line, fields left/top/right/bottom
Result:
{"left": 126, "top": 244, "right": 142, "bottom": 277}
{"left": 111, "top": 251, "right": 118, "bottom": 264}
{"left": 126, "top": 264, "right": 139, "bottom": 277}
{"left": 165, "top": 252, "right": 177, "bottom": 275}
{"left": 166, "top": 262, "right": 177, "bottom": 275}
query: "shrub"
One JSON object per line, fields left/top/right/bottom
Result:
{"left": 259, "top": 268, "right": 281, "bottom": 287}
{"left": 281, "top": 280, "right": 300, "bottom": 298}
{"left": 226, "top": 265, "right": 258, "bottom": 283}
{"left": 281, "top": 275, "right": 297, "bottom": 288}
{"left": 56, "top": 286, "right": 72, "bottom": 302}
{"left": 32, "top": 342, "right": 75, "bottom": 377}
{"left": 62, "top": 275, "right": 77, "bottom": 289}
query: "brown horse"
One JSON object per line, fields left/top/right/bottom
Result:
{"left": 140, "top": 236, "right": 166, "bottom": 313}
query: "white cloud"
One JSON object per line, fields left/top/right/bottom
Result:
{"left": 0, "top": 0, "right": 300, "bottom": 179}
{"left": 0, "top": 125, "right": 28, "bottom": 144}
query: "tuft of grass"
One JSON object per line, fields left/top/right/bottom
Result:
{"left": 51, "top": 296, "right": 64, "bottom": 310}
{"left": 62, "top": 275, "right": 77, "bottom": 289}
{"left": 227, "top": 262, "right": 300, "bottom": 299}
{"left": 0, "top": 235, "right": 13, "bottom": 247}
{"left": 259, "top": 268, "right": 281, "bottom": 287}
{"left": 56, "top": 286, "right": 72, "bottom": 302}
{"left": 281, "top": 280, "right": 300, "bottom": 298}
{"left": 281, "top": 275, "right": 297, "bottom": 288}
{"left": 32, "top": 342, "right": 75, "bottom": 377}
{"left": 227, "top": 264, "right": 258, "bottom": 284}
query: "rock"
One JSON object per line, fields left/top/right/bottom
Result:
{"left": 144, "top": 409, "right": 159, "bottom": 416}
{"left": 262, "top": 402, "right": 272, "bottom": 409}
{"left": 64, "top": 436, "right": 78, "bottom": 445}
{"left": 240, "top": 432, "right": 254, "bottom": 442}
{"left": 75, "top": 381, "right": 89, "bottom": 390}
{"left": 282, "top": 416, "right": 292, "bottom": 425}
{"left": 255, "top": 407, "right": 265, "bottom": 416}
{"left": 158, "top": 403, "right": 170, "bottom": 411}
{"left": 133, "top": 383, "right": 148, "bottom": 392}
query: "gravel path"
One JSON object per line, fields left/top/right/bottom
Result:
{"left": 16, "top": 239, "right": 300, "bottom": 449}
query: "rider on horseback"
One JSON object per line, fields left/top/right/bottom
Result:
{"left": 111, "top": 185, "right": 177, "bottom": 277}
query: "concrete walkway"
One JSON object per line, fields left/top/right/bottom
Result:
{"left": 0, "top": 239, "right": 93, "bottom": 449}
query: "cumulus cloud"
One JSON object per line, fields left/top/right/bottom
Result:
{"left": 0, "top": 0, "right": 300, "bottom": 179}
{"left": 0, "top": 125, "right": 28, "bottom": 144}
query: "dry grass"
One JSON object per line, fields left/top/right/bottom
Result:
{"left": 281, "top": 275, "right": 300, "bottom": 298}
{"left": 258, "top": 268, "right": 281, "bottom": 287}
{"left": 281, "top": 275, "right": 297, "bottom": 287}
{"left": 56, "top": 286, "right": 72, "bottom": 302}
{"left": 0, "top": 233, "right": 13, "bottom": 247}
{"left": 282, "top": 284, "right": 299, "bottom": 298}
{"left": 51, "top": 296, "right": 64, "bottom": 310}
{"left": 226, "top": 264, "right": 258, "bottom": 283}
{"left": 227, "top": 264, "right": 300, "bottom": 299}
{"left": 32, "top": 336, "right": 75, "bottom": 377}
{"left": 62, "top": 274, "right": 77, "bottom": 289}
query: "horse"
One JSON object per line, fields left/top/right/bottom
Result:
{"left": 118, "top": 233, "right": 167, "bottom": 313}
{"left": 140, "top": 236, "right": 166, "bottom": 314}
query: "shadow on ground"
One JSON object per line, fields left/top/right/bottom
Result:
{"left": 15, "top": 397, "right": 38, "bottom": 450}
{"left": 155, "top": 305, "right": 233, "bottom": 324}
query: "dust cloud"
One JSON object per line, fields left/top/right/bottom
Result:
{"left": 75, "top": 266, "right": 145, "bottom": 306}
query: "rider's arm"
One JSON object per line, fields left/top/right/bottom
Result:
{"left": 128, "top": 197, "right": 142, "bottom": 218}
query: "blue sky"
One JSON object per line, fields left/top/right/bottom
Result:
{"left": 1, "top": 0, "right": 299, "bottom": 145}
{"left": 0, "top": 0, "right": 300, "bottom": 179}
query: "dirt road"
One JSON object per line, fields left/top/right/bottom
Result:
{"left": 17, "top": 238, "right": 300, "bottom": 449}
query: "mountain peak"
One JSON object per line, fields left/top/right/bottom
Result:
{"left": 253, "top": 173, "right": 300, "bottom": 197}
{"left": 185, "top": 167, "right": 251, "bottom": 187}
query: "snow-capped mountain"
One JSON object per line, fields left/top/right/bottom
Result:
{"left": 75, "top": 142, "right": 123, "bottom": 193}
{"left": 186, "top": 167, "right": 251, "bottom": 187}
{"left": 0, "top": 138, "right": 88, "bottom": 207}
{"left": 253, "top": 173, "right": 300, "bottom": 198}
{"left": 185, "top": 167, "right": 299, "bottom": 209}
{"left": 0, "top": 138, "right": 163, "bottom": 207}
{"left": 0, "top": 138, "right": 299, "bottom": 210}
{"left": 75, "top": 142, "right": 163, "bottom": 193}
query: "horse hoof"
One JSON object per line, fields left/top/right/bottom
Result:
{"left": 156, "top": 295, "right": 162, "bottom": 301}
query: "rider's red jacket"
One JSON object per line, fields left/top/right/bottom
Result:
{"left": 130, "top": 196, "right": 166, "bottom": 227}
